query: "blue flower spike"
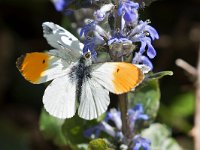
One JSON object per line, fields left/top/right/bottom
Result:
{"left": 84, "top": 104, "right": 150, "bottom": 149}
{"left": 105, "top": 108, "right": 122, "bottom": 130}
{"left": 132, "top": 52, "right": 153, "bottom": 70}
{"left": 52, "top": 0, "right": 66, "bottom": 11}
{"left": 80, "top": 21, "right": 97, "bottom": 37}
{"left": 94, "top": 10, "right": 106, "bottom": 22}
{"left": 129, "top": 104, "right": 149, "bottom": 122}
{"left": 83, "top": 37, "right": 97, "bottom": 57}
{"left": 133, "top": 135, "right": 151, "bottom": 150}
{"left": 84, "top": 124, "right": 104, "bottom": 139}
{"left": 118, "top": 0, "right": 139, "bottom": 23}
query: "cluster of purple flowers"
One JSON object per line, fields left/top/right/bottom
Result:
{"left": 51, "top": 0, "right": 159, "bottom": 69}
{"left": 81, "top": 0, "right": 158, "bottom": 69}
{"left": 84, "top": 104, "right": 151, "bottom": 150}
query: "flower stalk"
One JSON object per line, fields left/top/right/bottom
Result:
{"left": 114, "top": 0, "right": 132, "bottom": 145}
{"left": 118, "top": 94, "right": 130, "bottom": 141}
{"left": 114, "top": 0, "right": 121, "bottom": 32}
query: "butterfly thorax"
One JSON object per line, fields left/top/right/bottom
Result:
{"left": 69, "top": 57, "right": 92, "bottom": 102}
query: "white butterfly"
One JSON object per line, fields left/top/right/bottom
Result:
{"left": 16, "top": 22, "right": 148, "bottom": 120}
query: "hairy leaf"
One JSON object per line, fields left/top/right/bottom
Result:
{"left": 128, "top": 79, "right": 160, "bottom": 121}
{"left": 39, "top": 109, "right": 67, "bottom": 146}
{"left": 141, "top": 123, "right": 183, "bottom": 150}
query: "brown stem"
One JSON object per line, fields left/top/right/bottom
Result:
{"left": 112, "top": 0, "right": 131, "bottom": 144}
{"left": 175, "top": 58, "right": 197, "bottom": 78}
{"left": 194, "top": 44, "right": 200, "bottom": 150}
{"left": 118, "top": 94, "right": 129, "bottom": 137}
{"left": 114, "top": 0, "right": 121, "bottom": 31}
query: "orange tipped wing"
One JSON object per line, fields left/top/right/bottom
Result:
{"left": 16, "top": 51, "right": 70, "bottom": 84}
{"left": 91, "top": 62, "right": 144, "bottom": 94}
{"left": 16, "top": 52, "right": 49, "bottom": 83}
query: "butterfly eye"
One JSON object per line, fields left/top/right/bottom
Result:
{"left": 84, "top": 52, "right": 91, "bottom": 59}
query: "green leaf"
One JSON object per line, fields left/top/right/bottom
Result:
{"left": 62, "top": 114, "right": 105, "bottom": 146}
{"left": 147, "top": 71, "right": 173, "bottom": 80}
{"left": 128, "top": 71, "right": 173, "bottom": 121}
{"left": 141, "top": 123, "right": 183, "bottom": 150}
{"left": 88, "top": 139, "right": 110, "bottom": 150}
{"left": 62, "top": 116, "right": 89, "bottom": 145}
{"left": 128, "top": 79, "right": 160, "bottom": 121}
{"left": 39, "top": 109, "right": 68, "bottom": 146}
{"left": 159, "top": 91, "right": 194, "bottom": 132}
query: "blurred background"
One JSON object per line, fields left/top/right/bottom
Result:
{"left": 0, "top": 0, "right": 199, "bottom": 149}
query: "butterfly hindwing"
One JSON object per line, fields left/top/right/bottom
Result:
{"left": 91, "top": 62, "right": 144, "bottom": 94}
{"left": 42, "top": 22, "right": 83, "bottom": 58}
{"left": 16, "top": 50, "right": 72, "bottom": 84}
{"left": 78, "top": 78, "right": 110, "bottom": 120}
{"left": 43, "top": 74, "right": 77, "bottom": 119}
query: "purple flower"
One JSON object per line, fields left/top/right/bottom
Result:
{"left": 52, "top": 0, "right": 66, "bottom": 11}
{"left": 83, "top": 37, "right": 97, "bottom": 57}
{"left": 129, "top": 20, "right": 159, "bottom": 60}
{"left": 129, "top": 104, "right": 149, "bottom": 122}
{"left": 84, "top": 121, "right": 116, "bottom": 138}
{"left": 140, "top": 37, "right": 156, "bottom": 58}
{"left": 84, "top": 124, "right": 104, "bottom": 138}
{"left": 94, "top": 10, "right": 106, "bottom": 21}
{"left": 108, "top": 35, "right": 132, "bottom": 46}
{"left": 51, "top": 0, "right": 75, "bottom": 12}
{"left": 84, "top": 104, "right": 149, "bottom": 138}
{"left": 80, "top": 21, "right": 97, "bottom": 37}
{"left": 118, "top": 0, "right": 139, "bottom": 23}
{"left": 132, "top": 52, "right": 153, "bottom": 70}
{"left": 131, "top": 35, "right": 157, "bottom": 59}
{"left": 105, "top": 109, "right": 122, "bottom": 130}
{"left": 128, "top": 104, "right": 149, "bottom": 131}
{"left": 133, "top": 135, "right": 151, "bottom": 150}
{"left": 130, "top": 20, "right": 159, "bottom": 40}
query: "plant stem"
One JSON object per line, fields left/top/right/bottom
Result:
{"left": 118, "top": 94, "right": 130, "bottom": 139}
{"left": 113, "top": 0, "right": 131, "bottom": 144}
{"left": 194, "top": 43, "right": 200, "bottom": 150}
{"left": 114, "top": 0, "right": 121, "bottom": 32}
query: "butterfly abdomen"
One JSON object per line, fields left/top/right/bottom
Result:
{"left": 69, "top": 57, "right": 91, "bottom": 102}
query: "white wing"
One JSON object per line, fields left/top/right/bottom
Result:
{"left": 43, "top": 74, "right": 77, "bottom": 119}
{"left": 78, "top": 78, "right": 110, "bottom": 120}
{"left": 39, "top": 50, "right": 76, "bottom": 83}
{"left": 42, "top": 22, "right": 83, "bottom": 58}
{"left": 90, "top": 62, "right": 145, "bottom": 94}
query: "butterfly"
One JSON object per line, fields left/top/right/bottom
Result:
{"left": 16, "top": 22, "right": 149, "bottom": 120}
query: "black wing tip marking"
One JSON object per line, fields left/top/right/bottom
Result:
{"left": 42, "top": 24, "right": 53, "bottom": 35}
{"left": 16, "top": 54, "right": 25, "bottom": 70}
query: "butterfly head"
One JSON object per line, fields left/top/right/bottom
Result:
{"left": 84, "top": 52, "right": 91, "bottom": 59}
{"left": 82, "top": 52, "right": 92, "bottom": 66}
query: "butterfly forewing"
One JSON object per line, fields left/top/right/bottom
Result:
{"left": 42, "top": 22, "right": 83, "bottom": 58}
{"left": 16, "top": 50, "right": 71, "bottom": 84}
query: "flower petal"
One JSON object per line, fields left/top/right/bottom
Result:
{"left": 147, "top": 42, "right": 156, "bottom": 58}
